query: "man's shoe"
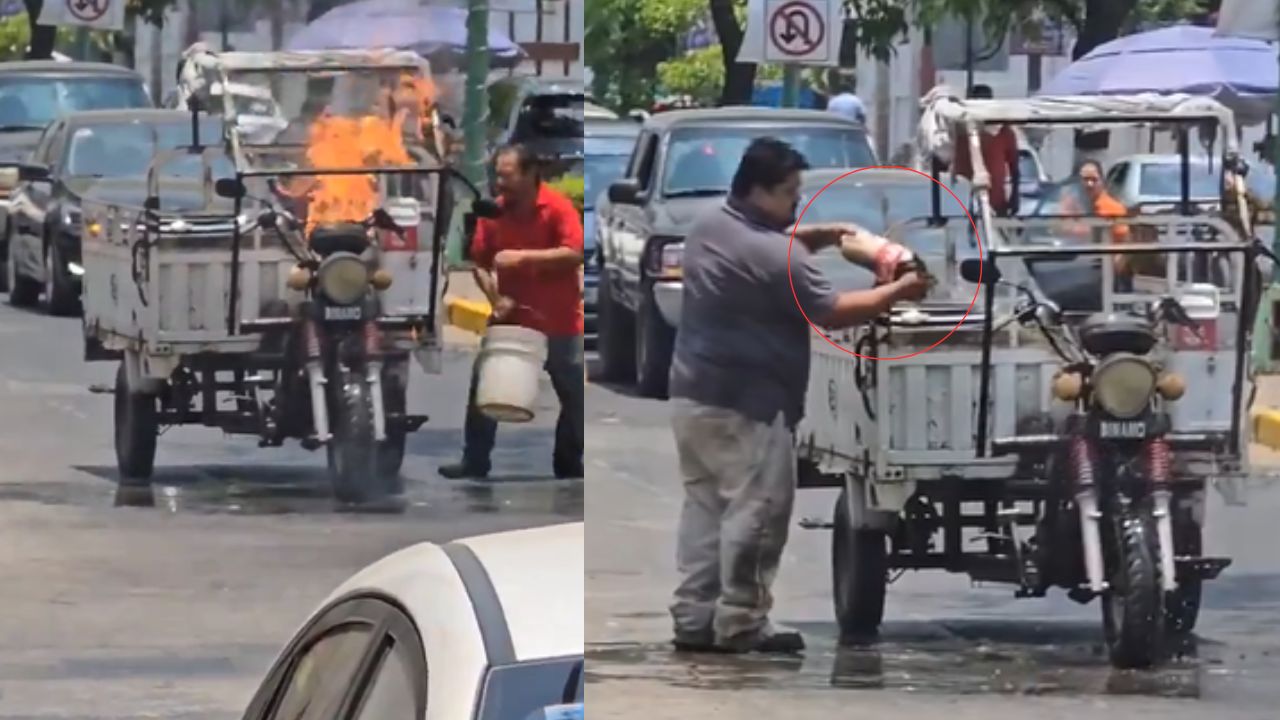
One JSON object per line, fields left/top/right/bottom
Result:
{"left": 438, "top": 461, "right": 489, "bottom": 480}
{"left": 555, "top": 463, "right": 584, "bottom": 480}
{"left": 672, "top": 630, "right": 730, "bottom": 654}
{"left": 720, "top": 628, "right": 806, "bottom": 655}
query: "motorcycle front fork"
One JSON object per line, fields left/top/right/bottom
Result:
{"left": 1069, "top": 435, "right": 1178, "bottom": 594}
{"left": 301, "top": 317, "right": 387, "bottom": 443}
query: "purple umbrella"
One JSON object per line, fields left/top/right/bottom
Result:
{"left": 286, "top": 0, "right": 525, "bottom": 67}
{"left": 1039, "top": 24, "right": 1277, "bottom": 124}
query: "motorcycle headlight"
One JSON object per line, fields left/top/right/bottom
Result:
{"left": 1092, "top": 354, "right": 1157, "bottom": 419}
{"left": 317, "top": 254, "right": 370, "bottom": 305}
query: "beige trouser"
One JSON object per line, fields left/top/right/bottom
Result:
{"left": 669, "top": 399, "right": 796, "bottom": 645}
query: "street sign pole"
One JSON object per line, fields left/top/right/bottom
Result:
{"left": 782, "top": 64, "right": 800, "bottom": 107}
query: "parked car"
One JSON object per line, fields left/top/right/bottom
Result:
{"left": 584, "top": 117, "right": 640, "bottom": 348}
{"left": 596, "top": 107, "right": 876, "bottom": 397}
{"left": 5, "top": 110, "right": 233, "bottom": 315}
{"left": 649, "top": 168, "right": 976, "bottom": 337}
{"left": 1105, "top": 153, "right": 1220, "bottom": 209}
{"left": 238, "top": 522, "right": 583, "bottom": 720}
{"left": 488, "top": 76, "right": 584, "bottom": 177}
{"left": 164, "top": 81, "right": 288, "bottom": 144}
{"left": 0, "top": 61, "right": 151, "bottom": 290}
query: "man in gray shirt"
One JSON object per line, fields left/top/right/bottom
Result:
{"left": 669, "top": 137, "right": 928, "bottom": 654}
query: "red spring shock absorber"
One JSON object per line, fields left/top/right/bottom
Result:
{"left": 303, "top": 318, "right": 321, "bottom": 360}
{"left": 363, "top": 320, "right": 381, "bottom": 357}
{"left": 1070, "top": 436, "right": 1096, "bottom": 491}
{"left": 1146, "top": 437, "right": 1171, "bottom": 490}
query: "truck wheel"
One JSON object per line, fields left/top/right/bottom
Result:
{"left": 596, "top": 275, "right": 635, "bottom": 382}
{"left": 1102, "top": 509, "right": 1166, "bottom": 668}
{"left": 327, "top": 369, "right": 379, "bottom": 506}
{"left": 376, "top": 369, "right": 407, "bottom": 493}
{"left": 44, "top": 243, "right": 78, "bottom": 317}
{"left": 635, "top": 291, "right": 674, "bottom": 399}
{"left": 114, "top": 363, "right": 157, "bottom": 485}
{"left": 7, "top": 233, "right": 38, "bottom": 307}
{"left": 1166, "top": 506, "right": 1202, "bottom": 634}
{"left": 832, "top": 487, "right": 888, "bottom": 643}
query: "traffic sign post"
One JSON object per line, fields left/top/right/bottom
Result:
{"left": 764, "top": 0, "right": 832, "bottom": 108}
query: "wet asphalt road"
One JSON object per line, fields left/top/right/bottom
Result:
{"left": 585, "top": 367, "right": 1280, "bottom": 719}
{"left": 0, "top": 303, "right": 582, "bottom": 718}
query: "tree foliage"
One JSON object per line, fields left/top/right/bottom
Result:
{"left": 586, "top": 0, "right": 706, "bottom": 110}
{"left": 594, "top": 0, "right": 1218, "bottom": 110}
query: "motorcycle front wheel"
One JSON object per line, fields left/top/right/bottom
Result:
{"left": 327, "top": 368, "right": 379, "bottom": 506}
{"left": 1101, "top": 506, "right": 1166, "bottom": 668}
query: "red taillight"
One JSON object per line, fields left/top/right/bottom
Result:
{"left": 380, "top": 226, "right": 419, "bottom": 252}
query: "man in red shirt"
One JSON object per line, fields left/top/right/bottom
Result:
{"left": 951, "top": 84, "right": 1021, "bottom": 217}
{"left": 440, "top": 144, "right": 585, "bottom": 480}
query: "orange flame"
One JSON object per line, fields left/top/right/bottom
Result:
{"left": 289, "top": 73, "right": 437, "bottom": 237}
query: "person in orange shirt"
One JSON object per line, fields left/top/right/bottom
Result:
{"left": 1058, "top": 159, "right": 1134, "bottom": 282}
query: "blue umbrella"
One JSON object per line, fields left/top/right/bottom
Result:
{"left": 286, "top": 0, "right": 524, "bottom": 66}
{"left": 1040, "top": 24, "right": 1277, "bottom": 124}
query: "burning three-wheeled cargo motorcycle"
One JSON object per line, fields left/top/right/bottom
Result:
{"left": 77, "top": 48, "right": 498, "bottom": 508}
{"left": 797, "top": 93, "right": 1269, "bottom": 668}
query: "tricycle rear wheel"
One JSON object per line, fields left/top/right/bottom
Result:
{"left": 1165, "top": 506, "right": 1202, "bottom": 634}
{"left": 376, "top": 368, "right": 407, "bottom": 491}
{"left": 114, "top": 363, "right": 157, "bottom": 485}
{"left": 832, "top": 487, "right": 888, "bottom": 643}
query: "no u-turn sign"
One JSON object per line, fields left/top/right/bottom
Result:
{"left": 739, "top": 0, "right": 843, "bottom": 66}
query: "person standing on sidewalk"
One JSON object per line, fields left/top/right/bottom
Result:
{"left": 439, "top": 144, "right": 585, "bottom": 480}
{"left": 668, "top": 137, "right": 929, "bottom": 655}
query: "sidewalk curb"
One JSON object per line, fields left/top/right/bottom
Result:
{"left": 1253, "top": 409, "right": 1280, "bottom": 450}
{"left": 446, "top": 296, "right": 492, "bottom": 335}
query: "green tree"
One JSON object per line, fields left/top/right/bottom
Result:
{"left": 585, "top": 0, "right": 706, "bottom": 110}
{"left": 23, "top": 0, "right": 179, "bottom": 60}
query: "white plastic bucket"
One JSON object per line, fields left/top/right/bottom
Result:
{"left": 475, "top": 325, "right": 549, "bottom": 423}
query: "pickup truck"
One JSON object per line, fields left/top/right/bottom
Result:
{"left": 595, "top": 107, "right": 877, "bottom": 397}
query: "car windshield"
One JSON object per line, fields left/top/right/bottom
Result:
{"left": 0, "top": 76, "right": 149, "bottom": 130}
{"left": 802, "top": 177, "right": 971, "bottom": 288}
{"left": 1138, "top": 162, "right": 1219, "bottom": 199}
{"left": 514, "top": 94, "right": 584, "bottom": 141}
{"left": 65, "top": 118, "right": 232, "bottom": 179}
{"left": 662, "top": 125, "right": 874, "bottom": 196}
{"left": 584, "top": 151, "right": 630, "bottom": 210}
{"left": 478, "top": 657, "right": 582, "bottom": 720}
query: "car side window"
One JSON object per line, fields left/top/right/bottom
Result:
{"left": 1107, "top": 162, "right": 1129, "bottom": 194}
{"left": 31, "top": 121, "right": 59, "bottom": 165}
{"left": 632, "top": 133, "right": 658, "bottom": 192}
{"left": 351, "top": 601, "right": 427, "bottom": 719}
{"left": 266, "top": 624, "right": 375, "bottom": 720}
{"left": 352, "top": 644, "right": 418, "bottom": 718}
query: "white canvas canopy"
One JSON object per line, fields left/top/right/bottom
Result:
{"left": 917, "top": 85, "right": 1239, "bottom": 164}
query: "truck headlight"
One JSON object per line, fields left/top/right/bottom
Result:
{"left": 317, "top": 254, "right": 369, "bottom": 305}
{"left": 1092, "top": 354, "right": 1157, "bottom": 419}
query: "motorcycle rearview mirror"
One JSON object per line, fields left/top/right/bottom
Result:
{"left": 215, "top": 177, "right": 247, "bottom": 200}
{"left": 960, "top": 257, "right": 1001, "bottom": 284}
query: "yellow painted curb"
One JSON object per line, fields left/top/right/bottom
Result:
{"left": 1253, "top": 409, "right": 1280, "bottom": 450}
{"left": 446, "top": 296, "right": 492, "bottom": 335}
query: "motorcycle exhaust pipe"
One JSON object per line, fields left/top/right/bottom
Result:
{"left": 1071, "top": 437, "right": 1107, "bottom": 593}
{"left": 303, "top": 318, "right": 331, "bottom": 442}
{"left": 1148, "top": 438, "right": 1178, "bottom": 592}
{"left": 364, "top": 321, "right": 386, "bottom": 442}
